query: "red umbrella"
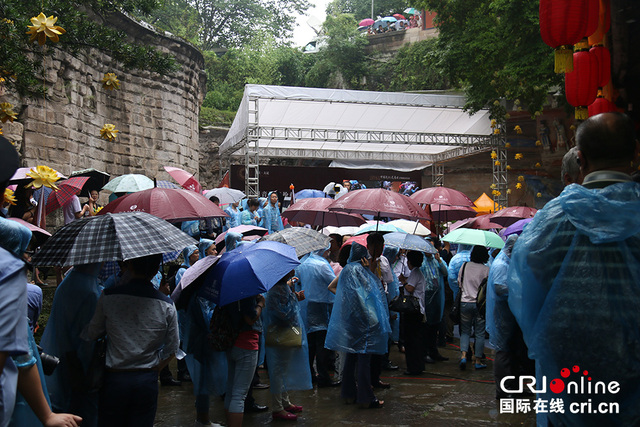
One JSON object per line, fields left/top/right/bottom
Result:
{"left": 411, "top": 187, "right": 474, "bottom": 207}
{"left": 490, "top": 206, "right": 538, "bottom": 227}
{"left": 342, "top": 234, "right": 368, "bottom": 249}
{"left": 393, "top": 13, "right": 406, "bottom": 20}
{"left": 282, "top": 198, "right": 366, "bottom": 227}
{"left": 98, "top": 188, "right": 227, "bottom": 222}
{"left": 45, "top": 176, "right": 90, "bottom": 215}
{"left": 467, "top": 215, "right": 504, "bottom": 230}
{"left": 328, "top": 188, "right": 431, "bottom": 221}
{"left": 429, "top": 204, "right": 477, "bottom": 223}
{"left": 164, "top": 166, "right": 202, "bottom": 193}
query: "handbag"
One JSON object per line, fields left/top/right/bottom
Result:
{"left": 389, "top": 287, "right": 421, "bottom": 314}
{"left": 265, "top": 324, "right": 302, "bottom": 347}
{"left": 449, "top": 262, "right": 467, "bottom": 325}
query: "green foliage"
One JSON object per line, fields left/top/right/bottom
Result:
{"left": 200, "top": 106, "right": 236, "bottom": 126}
{"left": 0, "top": 0, "right": 176, "bottom": 98}
{"left": 136, "top": 0, "right": 201, "bottom": 45}
{"left": 417, "top": 0, "right": 562, "bottom": 121}
{"left": 390, "top": 38, "right": 447, "bottom": 91}
{"left": 327, "top": 0, "right": 407, "bottom": 22}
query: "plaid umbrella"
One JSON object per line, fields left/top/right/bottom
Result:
{"left": 259, "top": 227, "right": 331, "bottom": 257}
{"left": 155, "top": 180, "right": 181, "bottom": 189}
{"left": 32, "top": 212, "right": 197, "bottom": 266}
{"left": 70, "top": 168, "right": 110, "bottom": 196}
{"left": 45, "top": 176, "right": 90, "bottom": 215}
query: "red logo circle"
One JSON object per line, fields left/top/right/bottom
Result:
{"left": 550, "top": 379, "right": 565, "bottom": 394}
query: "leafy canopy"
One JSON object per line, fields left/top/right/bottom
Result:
{"left": 326, "top": 0, "right": 408, "bottom": 22}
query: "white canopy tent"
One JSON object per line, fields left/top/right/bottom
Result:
{"left": 219, "top": 85, "right": 505, "bottom": 204}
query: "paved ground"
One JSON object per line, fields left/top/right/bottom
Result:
{"left": 154, "top": 341, "right": 536, "bottom": 426}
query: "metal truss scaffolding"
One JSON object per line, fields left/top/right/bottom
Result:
{"left": 492, "top": 135, "right": 509, "bottom": 210}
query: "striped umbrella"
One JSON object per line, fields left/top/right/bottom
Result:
{"left": 45, "top": 176, "right": 90, "bottom": 215}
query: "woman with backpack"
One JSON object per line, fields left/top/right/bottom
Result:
{"left": 457, "top": 245, "right": 490, "bottom": 371}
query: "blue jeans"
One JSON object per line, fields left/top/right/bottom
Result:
{"left": 460, "top": 302, "right": 485, "bottom": 359}
{"left": 224, "top": 346, "right": 258, "bottom": 413}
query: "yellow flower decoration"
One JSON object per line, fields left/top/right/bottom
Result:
{"left": 494, "top": 160, "right": 501, "bottom": 166}
{"left": 0, "top": 126, "right": 3, "bottom": 135}
{"left": 102, "top": 73, "right": 120, "bottom": 91}
{"left": 26, "top": 12, "right": 66, "bottom": 45}
{"left": 490, "top": 183, "right": 497, "bottom": 189}
{"left": 505, "top": 142, "right": 511, "bottom": 148}
{"left": 570, "top": 125, "right": 576, "bottom": 131}
{"left": 514, "top": 99, "right": 521, "bottom": 106}
{"left": 515, "top": 153, "right": 523, "bottom": 160}
{"left": 0, "top": 103, "right": 18, "bottom": 123}
{"left": 26, "top": 165, "right": 60, "bottom": 190}
{"left": 535, "top": 140, "right": 543, "bottom": 147}
{"left": 490, "top": 119, "right": 497, "bottom": 128}
{"left": 517, "top": 176, "right": 525, "bottom": 182}
{"left": 534, "top": 111, "right": 542, "bottom": 117}
{"left": 505, "top": 113, "right": 511, "bottom": 119}
{"left": 514, "top": 125, "right": 522, "bottom": 134}
{"left": 490, "top": 151, "right": 497, "bottom": 160}
{"left": 536, "top": 192, "right": 542, "bottom": 198}
{"left": 516, "top": 183, "right": 523, "bottom": 190}
{"left": 535, "top": 162, "right": 541, "bottom": 168}
{"left": 4, "top": 188, "right": 16, "bottom": 206}
{"left": 506, "top": 189, "right": 512, "bottom": 194}
{"left": 506, "top": 165, "right": 511, "bottom": 170}
{"left": 492, "top": 190, "right": 502, "bottom": 197}
{"left": 493, "top": 128, "right": 501, "bottom": 135}
{"left": 95, "top": 206, "right": 103, "bottom": 214}
{"left": 100, "top": 124, "right": 119, "bottom": 141}
{"left": 493, "top": 100, "right": 500, "bottom": 106}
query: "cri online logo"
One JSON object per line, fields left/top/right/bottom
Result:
{"left": 500, "top": 365, "right": 620, "bottom": 395}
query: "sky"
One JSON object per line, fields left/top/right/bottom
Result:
{"left": 291, "top": 0, "right": 332, "bottom": 47}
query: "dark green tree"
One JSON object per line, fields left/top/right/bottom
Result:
{"left": 390, "top": 38, "right": 448, "bottom": 91}
{"left": 326, "top": 0, "right": 408, "bottom": 22}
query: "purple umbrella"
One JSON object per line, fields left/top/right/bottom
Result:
{"left": 171, "top": 255, "right": 220, "bottom": 308}
{"left": 501, "top": 217, "right": 534, "bottom": 237}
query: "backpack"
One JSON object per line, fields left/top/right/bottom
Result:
{"left": 476, "top": 276, "right": 489, "bottom": 319}
{"left": 208, "top": 304, "right": 240, "bottom": 352}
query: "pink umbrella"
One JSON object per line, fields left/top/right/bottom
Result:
{"left": 282, "top": 198, "right": 366, "bottom": 227}
{"left": 9, "top": 167, "right": 67, "bottom": 185}
{"left": 98, "top": 187, "right": 227, "bottom": 222}
{"left": 163, "top": 166, "right": 202, "bottom": 193}
{"left": 490, "top": 206, "right": 538, "bottom": 227}
{"left": 6, "top": 217, "right": 51, "bottom": 238}
{"left": 468, "top": 215, "right": 504, "bottom": 230}
{"left": 411, "top": 186, "right": 474, "bottom": 207}
{"left": 359, "top": 18, "right": 375, "bottom": 26}
{"left": 171, "top": 255, "right": 220, "bottom": 309}
{"left": 214, "top": 225, "right": 269, "bottom": 246}
{"left": 429, "top": 204, "right": 477, "bottom": 223}
{"left": 328, "top": 188, "right": 430, "bottom": 221}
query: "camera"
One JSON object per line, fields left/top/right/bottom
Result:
{"left": 37, "top": 345, "right": 60, "bottom": 376}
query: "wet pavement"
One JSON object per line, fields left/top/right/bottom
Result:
{"left": 155, "top": 342, "right": 536, "bottom": 426}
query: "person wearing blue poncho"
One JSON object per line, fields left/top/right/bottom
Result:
{"left": 223, "top": 202, "right": 242, "bottom": 230}
{"left": 294, "top": 251, "right": 337, "bottom": 387}
{"left": 508, "top": 113, "right": 640, "bottom": 427}
{"left": 240, "top": 199, "right": 261, "bottom": 226}
{"left": 224, "top": 232, "right": 243, "bottom": 252}
{"left": 264, "top": 271, "right": 311, "bottom": 421}
{"left": 176, "top": 245, "right": 199, "bottom": 287}
{"left": 382, "top": 247, "right": 401, "bottom": 347}
{"left": 447, "top": 244, "right": 472, "bottom": 298}
{"left": 40, "top": 263, "right": 103, "bottom": 427}
{"left": 421, "top": 252, "right": 449, "bottom": 363}
{"left": 262, "top": 192, "right": 284, "bottom": 234}
{"left": 325, "top": 242, "right": 391, "bottom": 408}
{"left": 198, "top": 239, "right": 217, "bottom": 258}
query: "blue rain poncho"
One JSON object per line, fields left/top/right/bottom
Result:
{"left": 447, "top": 245, "right": 471, "bottom": 297}
{"left": 294, "top": 253, "right": 335, "bottom": 334}
{"left": 421, "top": 255, "right": 446, "bottom": 325}
{"left": 382, "top": 247, "right": 400, "bottom": 342}
{"left": 198, "top": 239, "right": 215, "bottom": 259}
{"left": 263, "top": 280, "right": 312, "bottom": 394}
{"left": 0, "top": 217, "right": 32, "bottom": 256}
{"left": 40, "top": 263, "right": 102, "bottom": 419}
{"left": 224, "top": 232, "right": 243, "bottom": 252}
{"left": 176, "top": 245, "right": 198, "bottom": 286}
{"left": 325, "top": 243, "right": 391, "bottom": 354}
{"left": 262, "top": 192, "right": 284, "bottom": 234}
{"left": 486, "top": 235, "right": 518, "bottom": 352}
{"left": 181, "top": 295, "right": 227, "bottom": 397}
{"left": 223, "top": 205, "right": 241, "bottom": 230}
{"left": 508, "top": 182, "right": 640, "bottom": 427}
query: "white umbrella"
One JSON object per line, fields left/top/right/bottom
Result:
{"left": 204, "top": 187, "right": 246, "bottom": 205}
{"left": 388, "top": 219, "right": 431, "bottom": 236}
{"left": 322, "top": 182, "right": 348, "bottom": 199}
{"left": 321, "top": 226, "right": 360, "bottom": 236}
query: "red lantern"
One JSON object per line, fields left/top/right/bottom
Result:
{"left": 584, "top": 0, "right": 600, "bottom": 38}
{"left": 588, "top": 96, "right": 616, "bottom": 117}
{"left": 589, "top": 45, "right": 611, "bottom": 88}
{"left": 565, "top": 50, "right": 599, "bottom": 120}
{"left": 588, "top": 0, "right": 611, "bottom": 45}
{"left": 539, "top": 0, "right": 588, "bottom": 73}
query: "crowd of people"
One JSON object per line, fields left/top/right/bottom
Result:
{"left": 0, "top": 111, "right": 639, "bottom": 427}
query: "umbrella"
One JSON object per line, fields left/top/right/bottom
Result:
{"left": 9, "top": 167, "right": 67, "bottom": 185}
{"left": 501, "top": 217, "right": 534, "bottom": 238}
{"left": 373, "top": 19, "right": 389, "bottom": 29}
{"left": 428, "top": 204, "right": 477, "bottom": 223}
{"left": 294, "top": 189, "right": 327, "bottom": 200}
{"left": 259, "top": 227, "right": 331, "bottom": 258}
{"left": 7, "top": 217, "right": 51, "bottom": 240}
{"left": 388, "top": 219, "right": 431, "bottom": 236}
{"left": 384, "top": 232, "right": 437, "bottom": 254}
{"left": 342, "top": 234, "right": 368, "bottom": 248}
{"left": 171, "top": 255, "right": 220, "bottom": 308}
{"left": 322, "top": 182, "right": 349, "bottom": 199}
{"left": 98, "top": 187, "right": 228, "bottom": 222}
{"left": 215, "top": 225, "right": 269, "bottom": 249}
{"left": 321, "top": 226, "right": 360, "bottom": 236}
{"left": 45, "top": 176, "right": 90, "bottom": 215}
{"left": 155, "top": 180, "right": 181, "bottom": 189}
{"left": 359, "top": 18, "right": 375, "bottom": 26}
{"left": 393, "top": 13, "right": 406, "bottom": 20}
{"left": 467, "top": 215, "right": 504, "bottom": 230}
{"left": 164, "top": 166, "right": 202, "bottom": 193}
{"left": 102, "top": 174, "right": 153, "bottom": 193}
{"left": 282, "top": 198, "right": 366, "bottom": 227}
{"left": 31, "top": 212, "right": 198, "bottom": 267}
{"left": 404, "top": 7, "right": 420, "bottom": 15}
{"left": 328, "top": 188, "right": 431, "bottom": 221}
{"left": 354, "top": 222, "right": 403, "bottom": 235}
{"left": 199, "top": 241, "right": 300, "bottom": 306}
{"left": 203, "top": 187, "right": 246, "bottom": 205}
{"left": 99, "top": 249, "right": 181, "bottom": 283}
{"left": 70, "top": 168, "right": 110, "bottom": 196}
{"left": 381, "top": 16, "right": 398, "bottom": 22}
{"left": 490, "top": 206, "right": 538, "bottom": 227}
{"left": 411, "top": 187, "right": 474, "bottom": 207}
{"left": 441, "top": 228, "right": 504, "bottom": 249}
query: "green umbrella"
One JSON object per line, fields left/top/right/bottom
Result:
{"left": 441, "top": 228, "right": 505, "bottom": 249}
{"left": 102, "top": 174, "right": 153, "bottom": 193}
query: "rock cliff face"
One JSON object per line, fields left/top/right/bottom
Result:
{"left": 2, "top": 12, "right": 205, "bottom": 181}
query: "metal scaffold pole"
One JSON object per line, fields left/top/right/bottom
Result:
{"left": 491, "top": 133, "right": 508, "bottom": 210}
{"left": 245, "top": 96, "right": 260, "bottom": 197}
{"left": 432, "top": 163, "right": 444, "bottom": 187}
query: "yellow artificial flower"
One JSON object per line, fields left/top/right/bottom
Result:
{"left": 102, "top": 73, "right": 120, "bottom": 91}
{"left": 0, "top": 126, "right": 3, "bottom": 135}
{"left": 536, "top": 140, "right": 543, "bottom": 147}
{"left": 536, "top": 192, "right": 542, "bottom": 198}
{"left": 492, "top": 190, "right": 501, "bottom": 197}
{"left": 95, "top": 206, "right": 103, "bottom": 214}
{"left": 493, "top": 128, "right": 501, "bottom": 135}
{"left": 0, "top": 102, "right": 17, "bottom": 123}
{"left": 4, "top": 188, "right": 16, "bottom": 206}
{"left": 534, "top": 111, "right": 542, "bottom": 117}
{"left": 505, "top": 113, "right": 511, "bottom": 119}
{"left": 516, "top": 183, "right": 523, "bottom": 190}
{"left": 26, "top": 165, "right": 60, "bottom": 190}
{"left": 514, "top": 125, "right": 522, "bottom": 134}
{"left": 570, "top": 125, "right": 576, "bottom": 131}
{"left": 517, "top": 175, "right": 524, "bottom": 182}
{"left": 490, "top": 151, "right": 497, "bottom": 160}
{"left": 506, "top": 165, "right": 511, "bottom": 170}
{"left": 490, "top": 183, "right": 497, "bottom": 189}
{"left": 505, "top": 142, "right": 511, "bottom": 148}
{"left": 535, "top": 162, "right": 541, "bottom": 168}
{"left": 514, "top": 99, "right": 521, "bottom": 106}
{"left": 490, "top": 119, "right": 497, "bottom": 128}
{"left": 506, "top": 189, "right": 512, "bottom": 195}
{"left": 26, "top": 12, "right": 66, "bottom": 45}
{"left": 494, "top": 160, "right": 501, "bottom": 166}
{"left": 515, "top": 153, "right": 523, "bottom": 160}
{"left": 493, "top": 100, "right": 500, "bottom": 106}
{"left": 100, "top": 124, "right": 118, "bottom": 141}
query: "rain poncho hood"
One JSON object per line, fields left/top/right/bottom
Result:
{"left": 486, "top": 235, "right": 517, "bottom": 351}
{"left": 325, "top": 243, "right": 391, "bottom": 354}
{"left": 182, "top": 245, "right": 198, "bottom": 267}
{"left": 0, "top": 217, "right": 32, "bottom": 257}
{"left": 224, "top": 232, "right": 243, "bottom": 252}
{"left": 382, "top": 246, "right": 400, "bottom": 341}
{"left": 198, "top": 239, "right": 215, "bottom": 259}
{"left": 508, "top": 182, "right": 640, "bottom": 426}
{"left": 294, "top": 253, "right": 335, "bottom": 333}
{"left": 262, "top": 191, "right": 284, "bottom": 233}
{"left": 420, "top": 255, "right": 446, "bottom": 325}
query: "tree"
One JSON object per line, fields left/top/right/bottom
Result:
{"left": 417, "top": 0, "right": 563, "bottom": 120}
{"left": 326, "top": 0, "right": 407, "bottom": 22}
{"left": 390, "top": 38, "right": 448, "bottom": 91}
{"left": 137, "top": 0, "right": 201, "bottom": 45}
{"left": 0, "top": 0, "right": 176, "bottom": 97}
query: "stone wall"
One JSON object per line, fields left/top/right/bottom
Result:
{"left": 1, "top": 12, "right": 206, "bottom": 182}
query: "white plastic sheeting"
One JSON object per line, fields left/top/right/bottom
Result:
{"left": 219, "top": 85, "right": 494, "bottom": 164}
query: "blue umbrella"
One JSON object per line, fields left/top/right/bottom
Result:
{"left": 294, "top": 189, "right": 327, "bottom": 199}
{"left": 354, "top": 222, "right": 404, "bottom": 235}
{"left": 384, "top": 232, "right": 437, "bottom": 254}
{"left": 199, "top": 241, "right": 301, "bottom": 306}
